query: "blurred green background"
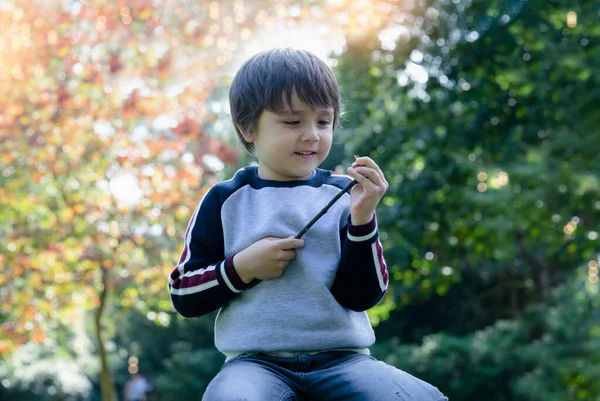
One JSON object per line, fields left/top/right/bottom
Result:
{"left": 1, "top": 0, "right": 598, "bottom": 400}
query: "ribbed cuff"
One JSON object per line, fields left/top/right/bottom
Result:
{"left": 221, "top": 256, "right": 250, "bottom": 293}
{"left": 347, "top": 214, "right": 377, "bottom": 242}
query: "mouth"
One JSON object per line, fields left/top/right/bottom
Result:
{"left": 294, "top": 151, "right": 317, "bottom": 156}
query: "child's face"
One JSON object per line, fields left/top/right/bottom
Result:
{"left": 246, "top": 92, "right": 334, "bottom": 181}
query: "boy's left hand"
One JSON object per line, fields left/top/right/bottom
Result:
{"left": 347, "top": 156, "right": 388, "bottom": 225}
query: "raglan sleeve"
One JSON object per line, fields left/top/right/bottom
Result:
{"left": 168, "top": 186, "right": 249, "bottom": 318}
{"left": 330, "top": 214, "right": 389, "bottom": 312}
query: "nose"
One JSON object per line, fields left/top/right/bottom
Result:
{"left": 301, "top": 124, "right": 320, "bottom": 142}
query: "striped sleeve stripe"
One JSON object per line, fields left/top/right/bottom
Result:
{"left": 220, "top": 262, "right": 242, "bottom": 293}
{"left": 169, "top": 263, "right": 215, "bottom": 286}
{"left": 170, "top": 280, "right": 219, "bottom": 296}
{"left": 347, "top": 227, "right": 377, "bottom": 242}
{"left": 170, "top": 264, "right": 217, "bottom": 288}
{"left": 372, "top": 240, "right": 389, "bottom": 290}
{"left": 170, "top": 264, "right": 219, "bottom": 295}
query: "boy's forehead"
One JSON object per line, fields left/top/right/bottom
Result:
{"left": 277, "top": 94, "right": 334, "bottom": 114}
{"left": 276, "top": 106, "right": 334, "bottom": 115}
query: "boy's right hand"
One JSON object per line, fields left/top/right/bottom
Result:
{"left": 233, "top": 236, "right": 305, "bottom": 284}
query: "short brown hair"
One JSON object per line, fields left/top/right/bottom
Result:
{"left": 229, "top": 48, "right": 342, "bottom": 154}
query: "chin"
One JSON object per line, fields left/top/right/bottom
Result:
{"left": 291, "top": 170, "right": 314, "bottom": 180}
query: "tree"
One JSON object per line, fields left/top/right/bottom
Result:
{"left": 334, "top": 0, "right": 599, "bottom": 398}
{"left": 0, "top": 1, "right": 242, "bottom": 399}
{"left": 372, "top": 275, "right": 600, "bottom": 401}
{"left": 337, "top": 0, "right": 599, "bottom": 325}
{"left": 0, "top": 0, "right": 403, "bottom": 399}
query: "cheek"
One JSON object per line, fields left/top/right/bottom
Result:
{"left": 321, "top": 131, "right": 333, "bottom": 145}
{"left": 268, "top": 134, "right": 291, "bottom": 152}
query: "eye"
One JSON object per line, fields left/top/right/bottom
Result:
{"left": 318, "top": 120, "right": 332, "bottom": 127}
{"left": 284, "top": 120, "right": 301, "bottom": 126}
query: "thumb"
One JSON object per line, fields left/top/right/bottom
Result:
{"left": 281, "top": 236, "right": 305, "bottom": 249}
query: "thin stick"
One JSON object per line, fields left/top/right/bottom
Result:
{"left": 295, "top": 180, "right": 358, "bottom": 239}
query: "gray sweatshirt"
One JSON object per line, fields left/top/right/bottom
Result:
{"left": 168, "top": 166, "right": 389, "bottom": 354}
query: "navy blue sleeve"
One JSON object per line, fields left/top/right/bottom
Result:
{"left": 331, "top": 215, "right": 389, "bottom": 311}
{"left": 168, "top": 186, "right": 249, "bottom": 318}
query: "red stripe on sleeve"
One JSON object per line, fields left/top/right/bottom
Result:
{"left": 170, "top": 266, "right": 217, "bottom": 290}
{"left": 375, "top": 239, "right": 388, "bottom": 286}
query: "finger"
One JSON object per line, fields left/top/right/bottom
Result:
{"left": 353, "top": 155, "right": 372, "bottom": 166}
{"left": 353, "top": 157, "right": 387, "bottom": 184}
{"left": 374, "top": 166, "right": 388, "bottom": 187}
{"left": 347, "top": 167, "right": 378, "bottom": 189}
{"left": 349, "top": 166, "right": 383, "bottom": 186}
{"left": 352, "top": 156, "right": 377, "bottom": 169}
{"left": 280, "top": 237, "right": 305, "bottom": 249}
{"left": 352, "top": 155, "right": 387, "bottom": 182}
{"left": 280, "top": 249, "right": 297, "bottom": 261}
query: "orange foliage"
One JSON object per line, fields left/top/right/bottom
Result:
{"left": 0, "top": 0, "right": 397, "bottom": 355}
{"left": 0, "top": 0, "right": 249, "bottom": 354}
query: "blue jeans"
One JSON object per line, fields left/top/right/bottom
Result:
{"left": 202, "top": 351, "right": 448, "bottom": 401}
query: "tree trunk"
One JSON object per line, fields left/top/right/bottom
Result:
{"left": 94, "top": 266, "right": 117, "bottom": 401}
{"left": 539, "top": 263, "right": 550, "bottom": 300}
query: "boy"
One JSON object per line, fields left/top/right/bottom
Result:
{"left": 168, "top": 48, "right": 447, "bottom": 400}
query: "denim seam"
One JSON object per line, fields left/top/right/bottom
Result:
{"left": 298, "top": 372, "right": 316, "bottom": 401}
{"left": 277, "top": 390, "right": 297, "bottom": 401}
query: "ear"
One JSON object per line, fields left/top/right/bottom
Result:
{"left": 245, "top": 132, "right": 256, "bottom": 143}
{"left": 238, "top": 124, "right": 256, "bottom": 143}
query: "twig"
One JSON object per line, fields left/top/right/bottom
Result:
{"left": 295, "top": 180, "right": 358, "bottom": 239}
